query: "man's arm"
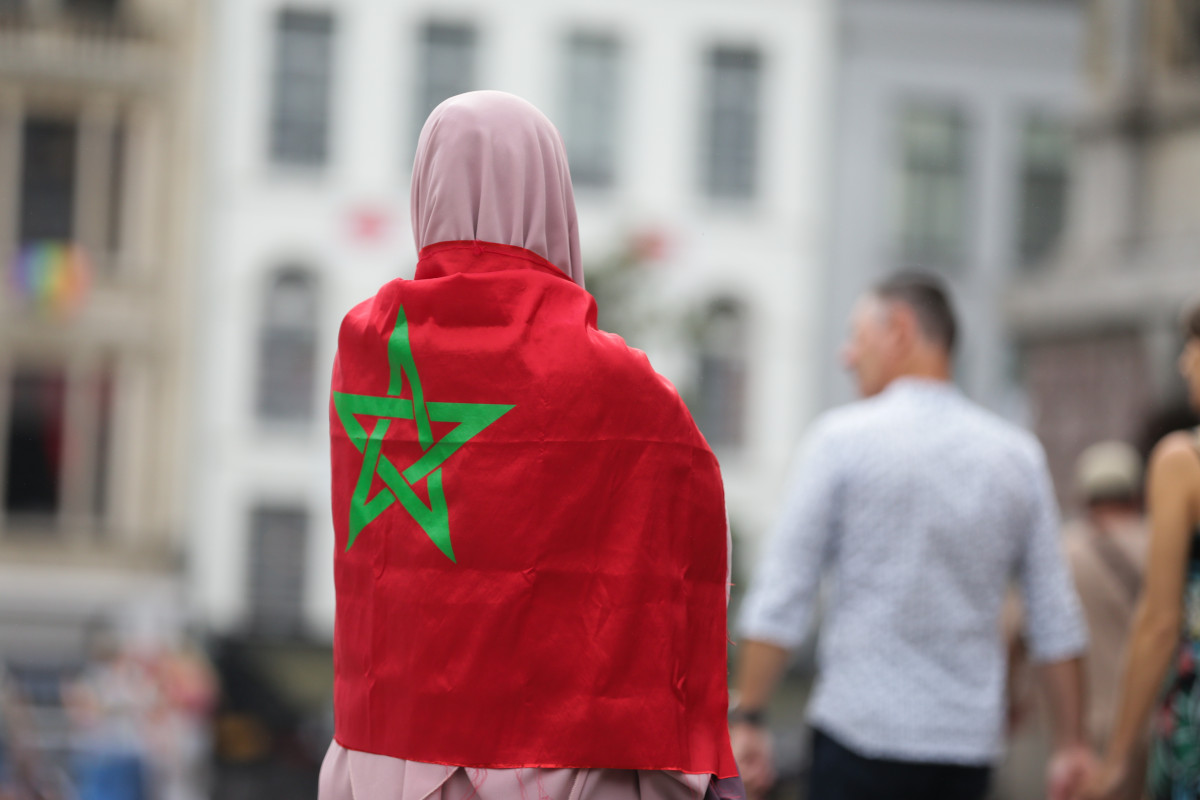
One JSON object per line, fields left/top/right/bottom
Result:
{"left": 732, "top": 423, "right": 840, "bottom": 795}
{"left": 734, "top": 640, "right": 791, "bottom": 714}
{"left": 1039, "top": 657, "right": 1085, "bottom": 750}
{"left": 730, "top": 641, "right": 790, "bottom": 797}
{"left": 1038, "top": 657, "right": 1093, "bottom": 800}
{"left": 1017, "top": 444, "right": 1092, "bottom": 800}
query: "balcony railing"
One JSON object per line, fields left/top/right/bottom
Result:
{"left": 0, "top": 4, "right": 145, "bottom": 40}
{"left": 0, "top": 4, "right": 165, "bottom": 89}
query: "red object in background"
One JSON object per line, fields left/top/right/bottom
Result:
{"left": 329, "top": 241, "right": 736, "bottom": 777}
{"left": 348, "top": 207, "right": 391, "bottom": 245}
{"left": 631, "top": 228, "right": 671, "bottom": 263}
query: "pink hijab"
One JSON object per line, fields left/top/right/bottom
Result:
{"left": 411, "top": 91, "right": 584, "bottom": 287}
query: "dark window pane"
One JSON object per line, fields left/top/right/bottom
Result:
{"left": 62, "top": 0, "right": 119, "bottom": 20}
{"left": 106, "top": 122, "right": 125, "bottom": 261}
{"left": 257, "top": 270, "right": 317, "bottom": 423}
{"left": 694, "top": 298, "right": 747, "bottom": 449}
{"left": 4, "top": 369, "right": 66, "bottom": 518}
{"left": 415, "top": 22, "right": 477, "bottom": 143}
{"left": 1018, "top": 116, "right": 1070, "bottom": 267}
{"left": 1169, "top": 0, "right": 1200, "bottom": 67}
{"left": 270, "top": 9, "right": 335, "bottom": 167}
{"left": 92, "top": 368, "right": 113, "bottom": 518}
{"left": 704, "top": 47, "right": 761, "bottom": 200}
{"left": 564, "top": 33, "right": 621, "bottom": 188}
{"left": 896, "top": 104, "right": 968, "bottom": 269}
{"left": 20, "top": 119, "right": 77, "bottom": 243}
{"left": 248, "top": 506, "right": 308, "bottom": 637}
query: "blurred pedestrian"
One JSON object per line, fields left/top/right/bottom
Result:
{"left": 1068, "top": 443, "right": 1149, "bottom": 754}
{"left": 1085, "top": 301, "right": 1200, "bottom": 800}
{"left": 999, "top": 441, "right": 1149, "bottom": 800}
{"left": 143, "top": 640, "right": 216, "bottom": 800}
{"left": 731, "top": 272, "right": 1091, "bottom": 800}
{"left": 64, "top": 623, "right": 153, "bottom": 800}
{"left": 318, "top": 91, "right": 741, "bottom": 800}
{"left": 0, "top": 668, "right": 50, "bottom": 800}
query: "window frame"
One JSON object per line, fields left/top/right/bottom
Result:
{"left": 0, "top": 354, "right": 116, "bottom": 542}
{"left": 693, "top": 296, "right": 749, "bottom": 451}
{"left": 413, "top": 20, "right": 478, "bottom": 150}
{"left": 13, "top": 99, "right": 134, "bottom": 282}
{"left": 702, "top": 44, "right": 764, "bottom": 202}
{"left": 1015, "top": 112, "right": 1071, "bottom": 270}
{"left": 18, "top": 114, "right": 79, "bottom": 245}
{"left": 891, "top": 99, "right": 972, "bottom": 272}
{"left": 245, "top": 502, "right": 310, "bottom": 638}
{"left": 254, "top": 266, "right": 320, "bottom": 428}
{"left": 268, "top": 7, "right": 337, "bottom": 170}
{"left": 562, "top": 30, "right": 622, "bottom": 190}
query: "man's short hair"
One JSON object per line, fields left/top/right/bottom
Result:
{"left": 872, "top": 271, "right": 958, "bottom": 355}
{"left": 1183, "top": 296, "right": 1200, "bottom": 341}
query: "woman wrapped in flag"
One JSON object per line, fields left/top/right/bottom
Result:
{"left": 318, "top": 91, "right": 742, "bottom": 800}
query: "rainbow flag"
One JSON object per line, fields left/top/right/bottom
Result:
{"left": 9, "top": 242, "right": 91, "bottom": 317}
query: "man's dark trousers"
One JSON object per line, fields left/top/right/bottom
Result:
{"left": 808, "top": 729, "right": 991, "bottom": 800}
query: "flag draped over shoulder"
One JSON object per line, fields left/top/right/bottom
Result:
{"left": 329, "top": 240, "right": 736, "bottom": 778}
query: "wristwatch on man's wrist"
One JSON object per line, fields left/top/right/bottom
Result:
{"left": 728, "top": 705, "right": 766, "bottom": 728}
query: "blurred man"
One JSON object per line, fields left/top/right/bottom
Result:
{"left": 1000, "top": 442, "right": 1149, "bottom": 800}
{"left": 730, "top": 272, "right": 1091, "bottom": 800}
{"left": 1067, "top": 442, "right": 1148, "bottom": 757}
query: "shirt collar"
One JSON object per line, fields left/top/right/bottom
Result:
{"left": 883, "top": 376, "right": 960, "bottom": 398}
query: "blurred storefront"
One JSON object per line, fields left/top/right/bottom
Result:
{"left": 0, "top": 0, "right": 207, "bottom": 793}
{"left": 1008, "top": 0, "right": 1200, "bottom": 501}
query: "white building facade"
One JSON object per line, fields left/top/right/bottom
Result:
{"left": 192, "top": 0, "right": 834, "bottom": 639}
{"left": 821, "top": 0, "right": 1083, "bottom": 418}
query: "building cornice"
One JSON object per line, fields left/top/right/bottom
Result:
{"left": 0, "top": 26, "right": 170, "bottom": 93}
{"left": 1006, "top": 260, "right": 1197, "bottom": 338}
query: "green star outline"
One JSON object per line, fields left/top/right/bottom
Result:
{"left": 333, "top": 305, "right": 513, "bottom": 561}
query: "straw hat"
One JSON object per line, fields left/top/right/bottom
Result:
{"left": 1075, "top": 441, "right": 1143, "bottom": 502}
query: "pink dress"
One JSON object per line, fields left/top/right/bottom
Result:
{"left": 319, "top": 742, "right": 721, "bottom": 800}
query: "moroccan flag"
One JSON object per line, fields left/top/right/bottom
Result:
{"left": 330, "top": 241, "right": 736, "bottom": 778}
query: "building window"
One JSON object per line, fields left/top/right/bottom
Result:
{"left": 107, "top": 121, "right": 125, "bottom": 260}
{"left": 1165, "top": 0, "right": 1200, "bottom": 68}
{"left": 694, "top": 297, "right": 748, "bottom": 450}
{"left": 269, "top": 9, "right": 335, "bottom": 168}
{"left": 1017, "top": 116, "right": 1071, "bottom": 268}
{"left": 247, "top": 505, "right": 308, "bottom": 637}
{"left": 563, "top": 32, "right": 621, "bottom": 189}
{"left": 2, "top": 364, "right": 113, "bottom": 529}
{"left": 703, "top": 46, "right": 762, "bottom": 200}
{"left": 20, "top": 118, "right": 77, "bottom": 244}
{"left": 256, "top": 269, "right": 317, "bottom": 424}
{"left": 895, "top": 104, "right": 968, "bottom": 270}
{"left": 18, "top": 112, "right": 126, "bottom": 276}
{"left": 416, "top": 22, "right": 477, "bottom": 143}
{"left": 62, "top": 0, "right": 120, "bottom": 20}
{"left": 91, "top": 369, "right": 112, "bottom": 518}
{"left": 4, "top": 369, "right": 66, "bottom": 520}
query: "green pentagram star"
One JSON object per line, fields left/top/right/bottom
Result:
{"left": 333, "top": 305, "right": 513, "bottom": 562}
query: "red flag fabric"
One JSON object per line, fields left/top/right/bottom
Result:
{"left": 330, "top": 240, "right": 736, "bottom": 778}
